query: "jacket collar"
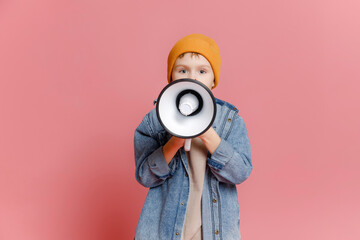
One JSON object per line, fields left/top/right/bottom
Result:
{"left": 215, "top": 98, "right": 239, "bottom": 113}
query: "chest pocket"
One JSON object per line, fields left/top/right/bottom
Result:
{"left": 221, "top": 110, "right": 237, "bottom": 140}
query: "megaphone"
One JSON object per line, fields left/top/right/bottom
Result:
{"left": 156, "top": 78, "right": 217, "bottom": 151}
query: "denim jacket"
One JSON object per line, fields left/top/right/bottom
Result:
{"left": 134, "top": 98, "right": 252, "bottom": 240}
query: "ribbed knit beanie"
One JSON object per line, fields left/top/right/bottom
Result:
{"left": 167, "top": 33, "right": 221, "bottom": 88}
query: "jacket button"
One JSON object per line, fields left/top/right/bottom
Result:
{"left": 181, "top": 202, "right": 184, "bottom": 206}
{"left": 227, "top": 118, "right": 232, "bottom": 122}
{"left": 212, "top": 198, "right": 217, "bottom": 203}
{"left": 176, "top": 232, "right": 179, "bottom": 235}
{"left": 185, "top": 173, "right": 188, "bottom": 177}
{"left": 215, "top": 230, "right": 219, "bottom": 235}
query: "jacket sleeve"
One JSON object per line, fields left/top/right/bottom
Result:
{"left": 134, "top": 113, "right": 177, "bottom": 188}
{"left": 207, "top": 115, "right": 253, "bottom": 185}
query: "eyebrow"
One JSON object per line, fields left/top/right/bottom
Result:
{"left": 198, "top": 65, "right": 211, "bottom": 69}
{"left": 173, "top": 64, "right": 187, "bottom": 69}
{"left": 174, "top": 64, "right": 211, "bottom": 69}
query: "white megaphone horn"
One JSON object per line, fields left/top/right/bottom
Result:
{"left": 156, "top": 78, "right": 217, "bottom": 151}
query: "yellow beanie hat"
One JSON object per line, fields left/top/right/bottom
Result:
{"left": 167, "top": 33, "right": 221, "bottom": 88}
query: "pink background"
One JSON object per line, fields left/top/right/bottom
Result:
{"left": 1, "top": 0, "right": 359, "bottom": 239}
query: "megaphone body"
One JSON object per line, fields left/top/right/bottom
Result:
{"left": 156, "top": 79, "right": 217, "bottom": 151}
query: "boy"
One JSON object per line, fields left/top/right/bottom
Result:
{"left": 134, "top": 34, "right": 253, "bottom": 240}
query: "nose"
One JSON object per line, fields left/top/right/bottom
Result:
{"left": 189, "top": 72, "right": 196, "bottom": 80}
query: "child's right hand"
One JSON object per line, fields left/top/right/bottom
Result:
{"left": 169, "top": 136, "right": 185, "bottom": 148}
{"left": 162, "top": 136, "right": 185, "bottom": 164}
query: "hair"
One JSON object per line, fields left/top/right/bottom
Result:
{"left": 178, "top": 52, "right": 201, "bottom": 58}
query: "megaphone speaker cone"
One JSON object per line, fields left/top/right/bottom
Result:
{"left": 156, "top": 79, "right": 216, "bottom": 139}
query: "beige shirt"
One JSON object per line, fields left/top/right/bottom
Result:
{"left": 181, "top": 137, "right": 207, "bottom": 240}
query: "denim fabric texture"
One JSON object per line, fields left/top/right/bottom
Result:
{"left": 134, "top": 98, "right": 252, "bottom": 240}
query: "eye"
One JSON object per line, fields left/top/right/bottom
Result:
{"left": 179, "top": 69, "right": 187, "bottom": 74}
{"left": 200, "top": 70, "right": 206, "bottom": 74}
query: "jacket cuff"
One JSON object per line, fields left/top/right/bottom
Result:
{"left": 148, "top": 147, "right": 171, "bottom": 178}
{"left": 207, "top": 139, "right": 234, "bottom": 170}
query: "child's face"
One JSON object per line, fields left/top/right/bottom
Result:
{"left": 171, "top": 53, "right": 215, "bottom": 90}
